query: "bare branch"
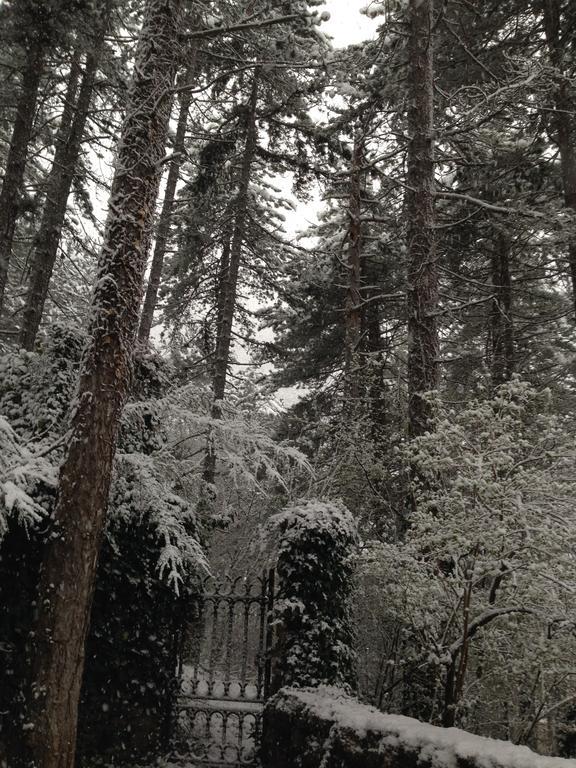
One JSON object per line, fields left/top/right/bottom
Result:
{"left": 448, "top": 607, "right": 534, "bottom": 659}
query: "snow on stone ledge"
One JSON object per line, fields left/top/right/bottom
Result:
{"left": 267, "top": 686, "right": 575, "bottom": 768}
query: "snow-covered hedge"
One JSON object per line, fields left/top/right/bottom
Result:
{"left": 269, "top": 499, "right": 358, "bottom": 690}
{"left": 262, "top": 686, "right": 574, "bottom": 768}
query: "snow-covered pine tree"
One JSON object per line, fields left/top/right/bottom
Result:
{"left": 0, "top": 0, "right": 91, "bottom": 315}
{"left": 405, "top": 0, "right": 438, "bottom": 440}
{"left": 538, "top": 0, "right": 576, "bottom": 319}
{"left": 18, "top": 0, "right": 115, "bottom": 351}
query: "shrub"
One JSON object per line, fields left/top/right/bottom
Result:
{"left": 270, "top": 499, "right": 358, "bottom": 691}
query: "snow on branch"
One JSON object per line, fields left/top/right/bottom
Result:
{"left": 184, "top": 14, "right": 304, "bottom": 40}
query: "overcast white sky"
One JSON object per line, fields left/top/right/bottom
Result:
{"left": 322, "top": 0, "right": 377, "bottom": 46}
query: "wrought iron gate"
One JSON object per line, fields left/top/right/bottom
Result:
{"left": 173, "top": 571, "right": 275, "bottom": 767}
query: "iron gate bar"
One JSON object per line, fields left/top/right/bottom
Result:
{"left": 174, "top": 570, "right": 276, "bottom": 767}
{"left": 263, "top": 568, "right": 275, "bottom": 701}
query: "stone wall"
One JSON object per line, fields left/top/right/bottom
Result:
{"left": 262, "top": 686, "right": 575, "bottom": 768}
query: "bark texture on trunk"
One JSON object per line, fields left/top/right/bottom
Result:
{"left": 27, "top": 3, "right": 181, "bottom": 766}
{"left": 406, "top": 0, "right": 438, "bottom": 439}
{"left": 541, "top": 0, "right": 576, "bottom": 319}
{"left": 361, "top": 256, "right": 388, "bottom": 444}
{"left": 0, "top": 38, "right": 45, "bottom": 313}
{"left": 213, "top": 232, "right": 232, "bottom": 371}
{"left": 138, "top": 52, "right": 197, "bottom": 344}
{"left": 19, "top": 16, "right": 110, "bottom": 350}
{"left": 344, "top": 134, "right": 364, "bottom": 402}
{"left": 490, "top": 229, "right": 514, "bottom": 387}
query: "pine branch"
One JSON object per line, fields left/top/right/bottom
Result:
{"left": 437, "top": 191, "right": 546, "bottom": 219}
{"left": 184, "top": 14, "right": 304, "bottom": 40}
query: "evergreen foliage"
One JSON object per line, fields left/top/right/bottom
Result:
{"left": 270, "top": 499, "right": 358, "bottom": 691}
{"left": 0, "top": 326, "right": 206, "bottom": 763}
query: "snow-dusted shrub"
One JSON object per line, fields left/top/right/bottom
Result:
{"left": 0, "top": 326, "right": 309, "bottom": 760}
{"left": 0, "top": 326, "right": 207, "bottom": 583}
{"left": 0, "top": 324, "right": 83, "bottom": 441}
{"left": 270, "top": 499, "right": 358, "bottom": 690}
{"left": 0, "top": 328, "right": 207, "bottom": 762}
{"left": 359, "top": 380, "right": 576, "bottom": 743}
{"left": 0, "top": 325, "right": 82, "bottom": 536}
{"left": 0, "top": 415, "right": 56, "bottom": 535}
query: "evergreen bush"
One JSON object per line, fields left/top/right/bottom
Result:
{"left": 270, "top": 499, "right": 358, "bottom": 691}
{"left": 0, "top": 326, "right": 205, "bottom": 763}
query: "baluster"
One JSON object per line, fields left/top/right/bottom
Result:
{"left": 223, "top": 597, "right": 234, "bottom": 697}
{"left": 238, "top": 597, "right": 250, "bottom": 700}
{"left": 190, "top": 589, "right": 205, "bottom": 697}
{"left": 207, "top": 595, "right": 220, "bottom": 698}
{"left": 256, "top": 575, "right": 268, "bottom": 700}
{"left": 263, "top": 568, "right": 276, "bottom": 700}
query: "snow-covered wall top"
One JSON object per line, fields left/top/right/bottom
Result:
{"left": 263, "top": 686, "right": 576, "bottom": 768}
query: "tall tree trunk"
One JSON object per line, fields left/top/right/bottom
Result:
{"left": 19, "top": 14, "right": 111, "bottom": 351}
{"left": 490, "top": 228, "right": 514, "bottom": 386}
{"left": 198, "top": 235, "right": 232, "bottom": 501}
{"left": 406, "top": 0, "right": 438, "bottom": 439}
{"left": 540, "top": 0, "right": 576, "bottom": 319}
{"left": 199, "top": 75, "right": 259, "bottom": 510}
{"left": 138, "top": 51, "right": 197, "bottom": 344}
{"left": 213, "top": 232, "right": 232, "bottom": 370}
{"left": 362, "top": 262, "right": 387, "bottom": 438}
{"left": 212, "top": 75, "right": 258, "bottom": 409}
{"left": 0, "top": 38, "right": 45, "bottom": 313}
{"left": 359, "top": 173, "right": 384, "bottom": 426}
{"left": 27, "top": 3, "right": 182, "bottom": 766}
{"left": 344, "top": 132, "right": 364, "bottom": 402}
{"left": 442, "top": 657, "right": 457, "bottom": 727}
